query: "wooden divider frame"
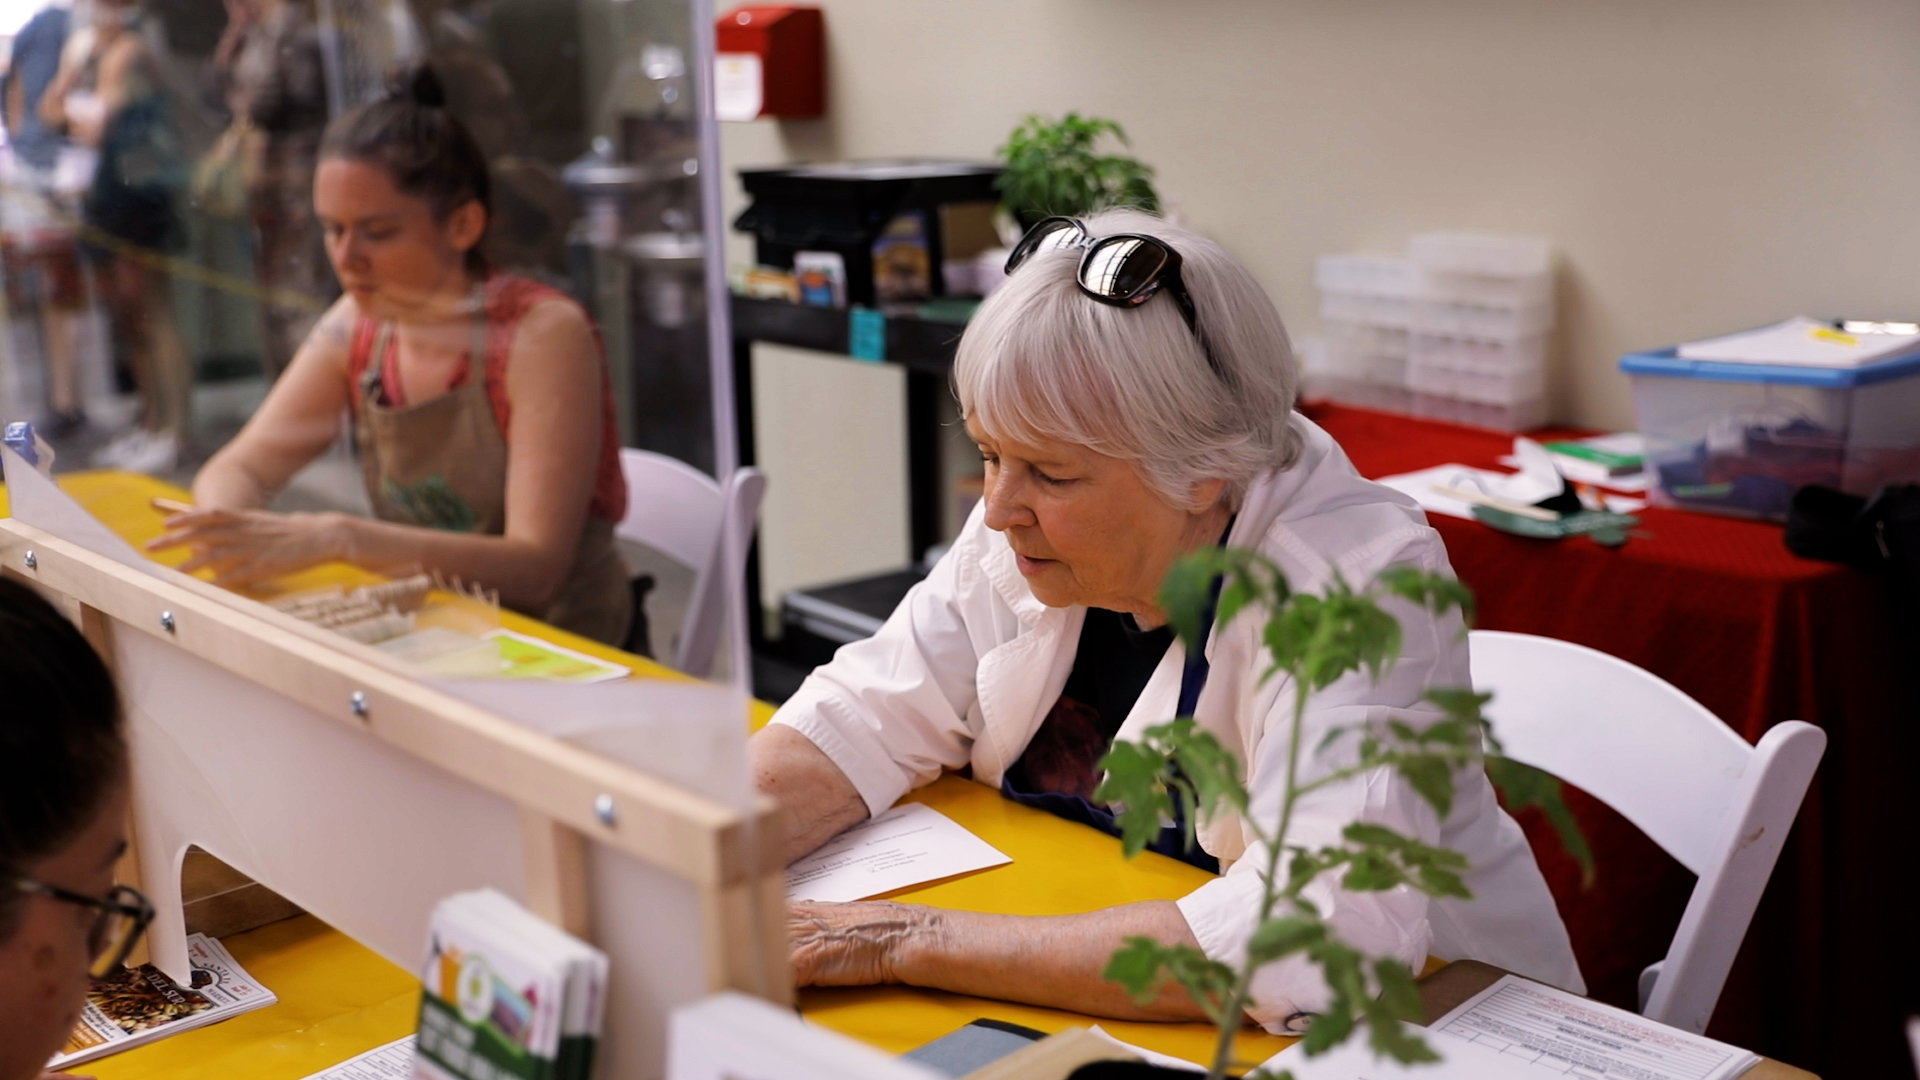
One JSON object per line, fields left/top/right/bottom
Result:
{"left": 0, "top": 517, "right": 790, "bottom": 1004}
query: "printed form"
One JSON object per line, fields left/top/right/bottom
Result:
{"left": 301, "top": 1037, "right": 414, "bottom": 1079}
{"left": 1433, "top": 975, "right": 1761, "bottom": 1080}
{"left": 787, "top": 803, "right": 1011, "bottom": 902}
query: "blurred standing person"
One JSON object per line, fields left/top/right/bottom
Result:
{"left": 40, "top": 0, "right": 191, "bottom": 474}
{"left": 201, "top": 0, "right": 330, "bottom": 381}
{"left": 2, "top": 0, "right": 91, "bottom": 438}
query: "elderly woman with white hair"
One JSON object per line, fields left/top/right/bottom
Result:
{"left": 749, "top": 210, "right": 1582, "bottom": 1031}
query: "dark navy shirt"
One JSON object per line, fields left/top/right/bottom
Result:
{"left": 1002, "top": 607, "right": 1220, "bottom": 873}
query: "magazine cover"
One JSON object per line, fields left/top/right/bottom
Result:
{"left": 52, "top": 933, "right": 278, "bottom": 1068}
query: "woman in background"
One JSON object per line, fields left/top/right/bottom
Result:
{"left": 0, "top": 577, "right": 151, "bottom": 1080}
{"left": 151, "top": 65, "right": 631, "bottom": 645}
{"left": 39, "top": 0, "right": 192, "bottom": 473}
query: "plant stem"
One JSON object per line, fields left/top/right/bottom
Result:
{"left": 1202, "top": 676, "right": 1314, "bottom": 1080}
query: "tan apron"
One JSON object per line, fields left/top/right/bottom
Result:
{"left": 353, "top": 307, "right": 632, "bottom": 646}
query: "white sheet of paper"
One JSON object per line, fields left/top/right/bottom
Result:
{"left": 1677, "top": 315, "right": 1920, "bottom": 368}
{"left": 1087, "top": 1026, "right": 1204, "bottom": 1072}
{"left": 786, "top": 803, "right": 1010, "bottom": 902}
{"left": 713, "top": 53, "right": 763, "bottom": 121}
{"left": 1376, "top": 463, "right": 1520, "bottom": 521}
{"left": 1259, "top": 1024, "right": 1549, "bottom": 1079}
{"left": 300, "top": 1036, "right": 414, "bottom": 1079}
{"left": 1432, "top": 974, "right": 1761, "bottom": 1080}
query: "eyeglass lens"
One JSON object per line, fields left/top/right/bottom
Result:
{"left": 1084, "top": 238, "right": 1168, "bottom": 300}
{"left": 86, "top": 887, "right": 149, "bottom": 978}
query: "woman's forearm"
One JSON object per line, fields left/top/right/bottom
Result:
{"left": 336, "top": 515, "right": 573, "bottom": 612}
{"left": 191, "top": 449, "right": 279, "bottom": 510}
{"left": 821, "top": 901, "right": 1216, "bottom": 1022}
{"left": 903, "top": 902, "right": 1213, "bottom": 1020}
{"left": 750, "top": 725, "right": 869, "bottom": 864}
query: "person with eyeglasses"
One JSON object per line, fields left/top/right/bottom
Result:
{"left": 749, "top": 210, "right": 1583, "bottom": 1033}
{"left": 0, "top": 577, "right": 152, "bottom": 1080}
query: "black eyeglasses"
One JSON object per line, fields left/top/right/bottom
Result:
{"left": 11, "top": 877, "right": 155, "bottom": 978}
{"left": 1003, "top": 216, "right": 1220, "bottom": 375}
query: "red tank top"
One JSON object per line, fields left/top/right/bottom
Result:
{"left": 346, "top": 274, "right": 628, "bottom": 523}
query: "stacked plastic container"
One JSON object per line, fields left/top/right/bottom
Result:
{"left": 1310, "top": 255, "right": 1418, "bottom": 413}
{"left": 1404, "top": 234, "right": 1552, "bottom": 431}
{"left": 1310, "top": 234, "right": 1553, "bottom": 432}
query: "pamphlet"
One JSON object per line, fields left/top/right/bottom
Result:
{"left": 416, "top": 888, "right": 608, "bottom": 1080}
{"left": 786, "top": 802, "right": 1012, "bottom": 903}
{"left": 1431, "top": 974, "right": 1761, "bottom": 1080}
{"left": 302, "top": 1036, "right": 416, "bottom": 1079}
{"left": 485, "top": 629, "right": 630, "bottom": 683}
{"left": 51, "top": 933, "right": 277, "bottom": 1069}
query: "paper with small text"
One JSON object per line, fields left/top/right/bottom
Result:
{"left": 786, "top": 803, "right": 1011, "bottom": 902}
{"left": 301, "top": 1036, "right": 415, "bottom": 1079}
{"left": 1432, "top": 975, "right": 1760, "bottom": 1080}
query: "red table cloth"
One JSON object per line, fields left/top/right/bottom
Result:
{"left": 1303, "top": 401, "right": 1914, "bottom": 1078}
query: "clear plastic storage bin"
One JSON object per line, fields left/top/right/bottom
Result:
{"left": 1622, "top": 346, "right": 1920, "bottom": 520}
{"left": 1410, "top": 393, "right": 1547, "bottom": 432}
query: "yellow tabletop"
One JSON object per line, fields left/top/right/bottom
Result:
{"left": 7, "top": 471, "right": 1289, "bottom": 1076}
{"left": 804, "top": 775, "right": 1295, "bottom": 1069}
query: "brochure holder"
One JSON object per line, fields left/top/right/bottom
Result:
{"left": 0, "top": 509, "right": 787, "bottom": 1079}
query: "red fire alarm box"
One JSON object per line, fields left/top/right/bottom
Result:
{"left": 714, "top": 6, "right": 824, "bottom": 121}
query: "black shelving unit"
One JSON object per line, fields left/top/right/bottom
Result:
{"left": 730, "top": 296, "right": 969, "bottom": 694}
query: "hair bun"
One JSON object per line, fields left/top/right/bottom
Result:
{"left": 385, "top": 63, "right": 448, "bottom": 108}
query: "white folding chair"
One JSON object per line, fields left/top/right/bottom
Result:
{"left": 615, "top": 448, "right": 767, "bottom": 688}
{"left": 1468, "top": 629, "right": 1826, "bottom": 1035}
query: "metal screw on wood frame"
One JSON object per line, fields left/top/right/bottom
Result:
{"left": 594, "top": 793, "right": 617, "bottom": 827}
{"left": 159, "top": 611, "right": 176, "bottom": 633}
{"left": 350, "top": 691, "right": 370, "bottom": 718}
{"left": 23, "top": 550, "right": 36, "bottom": 570}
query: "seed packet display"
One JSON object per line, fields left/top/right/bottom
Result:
{"left": 415, "top": 889, "right": 607, "bottom": 1080}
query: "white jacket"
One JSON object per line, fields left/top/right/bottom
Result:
{"left": 773, "top": 416, "right": 1583, "bottom": 1030}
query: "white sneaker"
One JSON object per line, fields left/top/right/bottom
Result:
{"left": 117, "top": 430, "right": 181, "bottom": 474}
{"left": 93, "top": 428, "right": 151, "bottom": 469}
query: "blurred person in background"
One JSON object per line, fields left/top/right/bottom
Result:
{"left": 2, "top": 0, "right": 90, "bottom": 439}
{"left": 39, "top": 0, "right": 190, "bottom": 474}
{"left": 201, "top": 0, "right": 330, "bottom": 382}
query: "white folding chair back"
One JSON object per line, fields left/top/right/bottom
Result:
{"left": 616, "top": 448, "right": 766, "bottom": 685}
{"left": 1469, "top": 630, "right": 1825, "bottom": 1035}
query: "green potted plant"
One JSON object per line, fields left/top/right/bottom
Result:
{"left": 995, "top": 113, "right": 1162, "bottom": 227}
{"left": 1095, "top": 551, "right": 1592, "bottom": 1078}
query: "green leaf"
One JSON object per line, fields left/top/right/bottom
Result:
{"left": 1300, "top": 1001, "right": 1354, "bottom": 1055}
{"left": 1093, "top": 740, "right": 1174, "bottom": 859}
{"left": 1102, "top": 936, "right": 1172, "bottom": 1002}
{"left": 1246, "top": 915, "right": 1325, "bottom": 966}
{"left": 1340, "top": 849, "right": 1407, "bottom": 892}
{"left": 1486, "top": 755, "right": 1595, "bottom": 886}
{"left": 1395, "top": 754, "right": 1456, "bottom": 818}
{"left": 1157, "top": 553, "right": 1221, "bottom": 653}
{"left": 1372, "top": 958, "right": 1425, "bottom": 1023}
{"left": 1375, "top": 567, "right": 1477, "bottom": 627}
{"left": 1164, "top": 723, "right": 1251, "bottom": 819}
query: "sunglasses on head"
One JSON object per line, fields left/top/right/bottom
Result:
{"left": 1003, "top": 216, "right": 1221, "bottom": 376}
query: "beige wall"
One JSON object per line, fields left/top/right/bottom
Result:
{"left": 723, "top": 0, "right": 1920, "bottom": 431}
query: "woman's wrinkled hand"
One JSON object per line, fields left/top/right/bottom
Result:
{"left": 145, "top": 508, "right": 352, "bottom": 588}
{"left": 788, "top": 900, "right": 934, "bottom": 987}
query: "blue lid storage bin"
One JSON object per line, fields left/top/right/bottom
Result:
{"left": 1619, "top": 346, "right": 1920, "bottom": 520}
